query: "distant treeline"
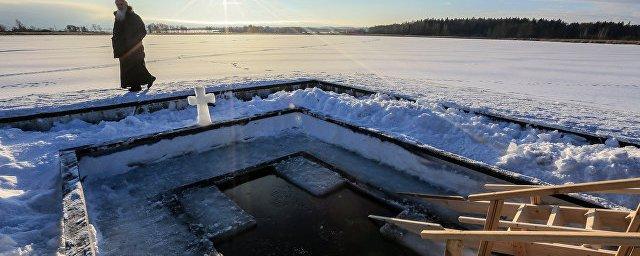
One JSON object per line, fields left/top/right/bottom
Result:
{"left": 0, "top": 19, "right": 107, "bottom": 34}
{"left": 4, "top": 17, "right": 640, "bottom": 42}
{"left": 147, "top": 23, "right": 365, "bottom": 35}
{"left": 368, "top": 18, "right": 640, "bottom": 40}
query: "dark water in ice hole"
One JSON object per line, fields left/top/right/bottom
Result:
{"left": 216, "top": 174, "right": 419, "bottom": 256}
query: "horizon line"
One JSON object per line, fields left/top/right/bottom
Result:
{"left": 2, "top": 15, "right": 639, "bottom": 30}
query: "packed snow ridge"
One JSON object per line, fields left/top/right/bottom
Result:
{"left": 0, "top": 87, "right": 638, "bottom": 255}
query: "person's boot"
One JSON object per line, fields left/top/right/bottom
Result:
{"left": 129, "top": 84, "right": 142, "bottom": 92}
{"left": 147, "top": 76, "right": 156, "bottom": 89}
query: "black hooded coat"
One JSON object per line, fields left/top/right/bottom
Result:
{"left": 112, "top": 6, "right": 154, "bottom": 89}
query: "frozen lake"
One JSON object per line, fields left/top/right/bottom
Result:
{"left": 1, "top": 35, "right": 640, "bottom": 142}
{"left": 1, "top": 34, "right": 639, "bottom": 112}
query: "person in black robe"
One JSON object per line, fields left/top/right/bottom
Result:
{"left": 112, "top": 0, "right": 155, "bottom": 92}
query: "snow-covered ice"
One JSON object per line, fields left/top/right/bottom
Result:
{"left": 1, "top": 35, "right": 639, "bottom": 142}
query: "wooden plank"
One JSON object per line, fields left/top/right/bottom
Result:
{"left": 530, "top": 196, "right": 542, "bottom": 205}
{"left": 499, "top": 242, "right": 617, "bottom": 256}
{"left": 512, "top": 242, "right": 526, "bottom": 256}
{"left": 459, "top": 216, "right": 596, "bottom": 232}
{"left": 477, "top": 200, "right": 504, "bottom": 256}
{"left": 584, "top": 209, "right": 603, "bottom": 249}
{"left": 368, "top": 215, "right": 444, "bottom": 235}
{"left": 485, "top": 186, "right": 543, "bottom": 204}
{"left": 397, "top": 192, "right": 466, "bottom": 201}
{"left": 445, "top": 240, "right": 464, "bottom": 256}
{"left": 509, "top": 204, "right": 527, "bottom": 231}
{"left": 423, "top": 196, "right": 632, "bottom": 231}
{"left": 547, "top": 205, "right": 563, "bottom": 226}
{"left": 585, "top": 209, "right": 599, "bottom": 230}
{"left": 368, "top": 213, "right": 612, "bottom": 255}
{"left": 510, "top": 203, "right": 528, "bottom": 255}
{"left": 616, "top": 204, "right": 640, "bottom": 256}
{"left": 469, "top": 240, "right": 617, "bottom": 256}
{"left": 444, "top": 236, "right": 617, "bottom": 256}
{"left": 469, "top": 178, "right": 640, "bottom": 201}
{"left": 421, "top": 230, "right": 640, "bottom": 246}
{"left": 485, "top": 184, "right": 542, "bottom": 190}
{"left": 485, "top": 184, "right": 640, "bottom": 195}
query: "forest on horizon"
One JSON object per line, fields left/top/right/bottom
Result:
{"left": 2, "top": 17, "right": 640, "bottom": 42}
{"left": 368, "top": 18, "right": 640, "bottom": 41}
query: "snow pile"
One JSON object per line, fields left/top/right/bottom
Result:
{"left": 264, "top": 89, "right": 639, "bottom": 207}
{"left": 271, "top": 88, "right": 585, "bottom": 166}
{"left": 2, "top": 73, "right": 639, "bottom": 145}
{"left": 0, "top": 87, "right": 638, "bottom": 255}
{"left": 498, "top": 143, "right": 640, "bottom": 205}
{"left": 499, "top": 143, "right": 640, "bottom": 183}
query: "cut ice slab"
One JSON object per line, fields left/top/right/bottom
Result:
{"left": 179, "top": 186, "right": 256, "bottom": 241}
{"left": 274, "top": 157, "right": 346, "bottom": 197}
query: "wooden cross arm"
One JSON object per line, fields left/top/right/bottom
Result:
{"left": 420, "top": 230, "right": 640, "bottom": 246}
{"left": 469, "top": 178, "right": 640, "bottom": 201}
{"left": 484, "top": 184, "right": 640, "bottom": 195}
{"left": 187, "top": 95, "right": 216, "bottom": 105}
{"left": 368, "top": 215, "right": 445, "bottom": 234}
{"left": 396, "top": 192, "right": 466, "bottom": 201}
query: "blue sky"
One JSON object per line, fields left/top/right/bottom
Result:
{"left": 0, "top": 0, "right": 639, "bottom": 29}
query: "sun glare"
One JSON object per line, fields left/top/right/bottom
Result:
{"left": 175, "top": 0, "right": 242, "bottom": 24}
{"left": 222, "top": 0, "right": 228, "bottom": 24}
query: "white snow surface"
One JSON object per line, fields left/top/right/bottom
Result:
{"left": 0, "top": 35, "right": 639, "bottom": 142}
{"left": 1, "top": 88, "right": 638, "bottom": 255}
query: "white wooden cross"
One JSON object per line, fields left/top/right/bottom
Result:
{"left": 187, "top": 86, "right": 216, "bottom": 126}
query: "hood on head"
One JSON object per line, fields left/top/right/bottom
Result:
{"left": 113, "top": 5, "right": 133, "bottom": 16}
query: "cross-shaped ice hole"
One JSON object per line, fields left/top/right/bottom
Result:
{"left": 187, "top": 86, "right": 216, "bottom": 126}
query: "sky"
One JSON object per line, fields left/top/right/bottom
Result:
{"left": 0, "top": 0, "right": 639, "bottom": 29}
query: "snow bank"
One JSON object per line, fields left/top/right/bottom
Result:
{"left": 267, "top": 89, "right": 639, "bottom": 208}
{"left": 499, "top": 143, "right": 640, "bottom": 183}
{"left": 1, "top": 87, "right": 638, "bottom": 255}
{"left": 498, "top": 143, "right": 640, "bottom": 206}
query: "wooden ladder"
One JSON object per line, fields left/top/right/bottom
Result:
{"left": 425, "top": 202, "right": 640, "bottom": 256}
{"left": 388, "top": 177, "right": 640, "bottom": 256}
